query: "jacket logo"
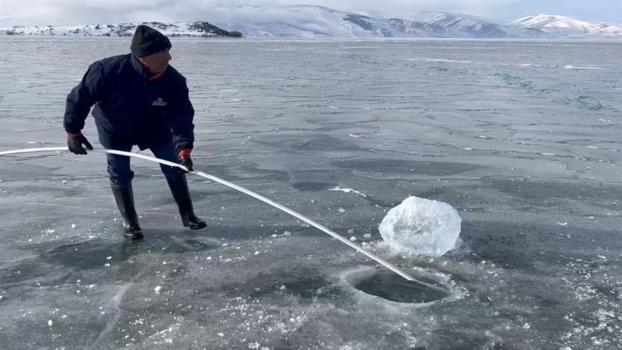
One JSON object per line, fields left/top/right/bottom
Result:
{"left": 152, "top": 98, "right": 167, "bottom": 107}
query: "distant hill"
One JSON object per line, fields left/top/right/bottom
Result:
{"left": 2, "top": 6, "right": 621, "bottom": 39}
{"left": 203, "top": 5, "right": 622, "bottom": 39}
{"left": 511, "top": 14, "right": 622, "bottom": 37}
{"left": 204, "top": 5, "right": 542, "bottom": 39}
{"left": 1, "top": 21, "right": 242, "bottom": 38}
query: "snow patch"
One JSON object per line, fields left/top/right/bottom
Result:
{"left": 329, "top": 186, "right": 368, "bottom": 197}
{"left": 425, "top": 58, "right": 473, "bottom": 64}
{"left": 564, "top": 65, "right": 602, "bottom": 70}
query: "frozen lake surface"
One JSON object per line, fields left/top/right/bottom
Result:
{"left": 0, "top": 37, "right": 621, "bottom": 349}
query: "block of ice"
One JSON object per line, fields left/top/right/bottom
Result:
{"left": 379, "top": 196, "right": 461, "bottom": 257}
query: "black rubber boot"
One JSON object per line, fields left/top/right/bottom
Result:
{"left": 166, "top": 175, "right": 207, "bottom": 230}
{"left": 110, "top": 183, "right": 144, "bottom": 240}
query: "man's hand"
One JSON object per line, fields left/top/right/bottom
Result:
{"left": 67, "top": 132, "right": 93, "bottom": 155}
{"left": 177, "top": 148, "right": 193, "bottom": 171}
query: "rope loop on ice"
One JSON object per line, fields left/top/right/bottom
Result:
{"left": 0, "top": 146, "right": 450, "bottom": 289}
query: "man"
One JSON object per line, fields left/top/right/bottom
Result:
{"left": 63, "top": 24, "right": 206, "bottom": 240}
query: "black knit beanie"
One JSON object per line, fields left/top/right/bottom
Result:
{"left": 130, "top": 25, "right": 172, "bottom": 57}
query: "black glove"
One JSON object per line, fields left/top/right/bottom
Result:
{"left": 67, "top": 132, "right": 93, "bottom": 155}
{"left": 177, "top": 148, "right": 193, "bottom": 172}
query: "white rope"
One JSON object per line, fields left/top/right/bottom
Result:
{"left": 0, "top": 147, "right": 68, "bottom": 156}
{"left": 0, "top": 146, "right": 448, "bottom": 289}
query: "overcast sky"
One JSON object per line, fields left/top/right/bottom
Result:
{"left": 1, "top": 0, "right": 621, "bottom": 26}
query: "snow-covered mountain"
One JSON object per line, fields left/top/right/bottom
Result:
{"left": 2, "top": 6, "right": 620, "bottom": 39}
{"left": 195, "top": 5, "right": 622, "bottom": 39}
{"left": 207, "top": 5, "right": 539, "bottom": 39}
{"left": 2, "top": 21, "right": 242, "bottom": 37}
{"left": 512, "top": 15, "right": 622, "bottom": 37}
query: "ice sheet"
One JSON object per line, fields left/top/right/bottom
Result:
{"left": 0, "top": 37, "right": 620, "bottom": 349}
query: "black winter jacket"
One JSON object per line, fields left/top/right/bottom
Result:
{"left": 64, "top": 54, "right": 194, "bottom": 151}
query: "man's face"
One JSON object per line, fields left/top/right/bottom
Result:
{"left": 138, "top": 49, "right": 171, "bottom": 74}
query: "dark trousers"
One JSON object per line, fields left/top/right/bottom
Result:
{"left": 106, "top": 143, "right": 182, "bottom": 186}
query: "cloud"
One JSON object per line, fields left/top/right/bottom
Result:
{"left": 1, "top": 0, "right": 176, "bottom": 25}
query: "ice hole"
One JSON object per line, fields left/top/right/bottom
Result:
{"left": 345, "top": 268, "right": 450, "bottom": 304}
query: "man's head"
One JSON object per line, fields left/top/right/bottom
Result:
{"left": 131, "top": 25, "right": 172, "bottom": 74}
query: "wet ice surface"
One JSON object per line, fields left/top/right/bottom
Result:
{"left": 0, "top": 37, "right": 621, "bottom": 349}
